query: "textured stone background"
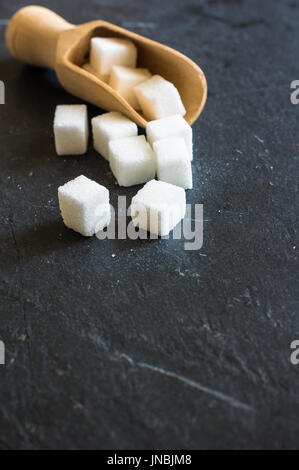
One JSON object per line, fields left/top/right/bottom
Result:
{"left": 0, "top": 0, "right": 298, "bottom": 449}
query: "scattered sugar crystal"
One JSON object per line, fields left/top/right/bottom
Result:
{"left": 53, "top": 104, "right": 89, "bottom": 156}
{"left": 91, "top": 111, "right": 137, "bottom": 160}
{"left": 90, "top": 37, "right": 137, "bottom": 77}
{"left": 109, "top": 135, "right": 155, "bottom": 187}
{"left": 134, "top": 75, "right": 186, "bottom": 121}
{"left": 153, "top": 138, "right": 192, "bottom": 189}
{"left": 58, "top": 175, "right": 110, "bottom": 236}
{"left": 146, "top": 114, "right": 193, "bottom": 160}
{"left": 130, "top": 179, "right": 186, "bottom": 236}
{"left": 109, "top": 65, "right": 152, "bottom": 109}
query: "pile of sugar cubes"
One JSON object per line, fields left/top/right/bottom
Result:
{"left": 55, "top": 36, "right": 195, "bottom": 238}
{"left": 82, "top": 36, "right": 186, "bottom": 120}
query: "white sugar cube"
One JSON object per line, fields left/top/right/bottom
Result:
{"left": 109, "top": 65, "right": 152, "bottom": 109}
{"left": 90, "top": 37, "right": 137, "bottom": 77}
{"left": 109, "top": 135, "right": 155, "bottom": 187}
{"left": 131, "top": 179, "right": 186, "bottom": 237}
{"left": 53, "top": 104, "right": 89, "bottom": 156}
{"left": 146, "top": 114, "right": 193, "bottom": 160}
{"left": 134, "top": 75, "right": 186, "bottom": 121}
{"left": 153, "top": 138, "right": 192, "bottom": 189}
{"left": 91, "top": 111, "right": 137, "bottom": 160}
{"left": 58, "top": 175, "right": 110, "bottom": 237}
{"left": 82, "top": 62, "right": 109, "bottom": 83}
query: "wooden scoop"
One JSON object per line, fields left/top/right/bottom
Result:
{"left": 6, "top": 5, "right": 207, "bottom": 128}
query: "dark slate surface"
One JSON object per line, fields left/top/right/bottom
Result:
{"left": 0, "top": 0, "right": 298, "bottom": 450}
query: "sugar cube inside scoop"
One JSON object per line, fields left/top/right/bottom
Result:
{"left": 146, "top": 114, "right": 193, "bottom": 160}
{"left": 153, "top": 138, "right": 193, "bottom": 189}
{"left": 131, "top": 179, "right": 186, "bottom": 237}
{"left": 134, "top": 75, "right": 186, "bottom": 121}
{"left": 109, "top": 66, "right": 152, "bottom": 109}
{"left": 53, "top": 104, "right": 89, "bottom": 156}
{"left": 91, "top": 111, "right": 138, "bottom": 160}
{"left": 82, "top": 62, "right": 109, "bottom": 83}
{"left": 90, "top": 37, "right": 137, "bottom": 77}
{"left": 58, "top": 175, "right": 110, "bottom": 237}
{"left": 109, "top": 135, "right": 155, "bottom": 187}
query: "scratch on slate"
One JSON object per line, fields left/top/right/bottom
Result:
{"left": 88, "top": 334, "right": 255, "bottom": 412}
{"left": 189, "top": 7, "right": 267, "bottom": 29}
{"left": 254, "top": 134, "right": 265, "bottom": 144}
{"left": 214, "top": 84, "right": 285, "bottom": 100}
{"left": 121, "top": 21, "right": 157, "bottom": 29}
{"left": 184, "top": 218, "right": 211, "bottom": 222}
{"left": 117, "top": 353, "right": 254, "bottom": 412}
{"left": 8, "top": 219, "right": 21, "bottom": 264}
{"left": 7, "top": 217, "right": 34, "bottom": 382}
{"left": 118, "top": 353, "right": 135, "bottom": 366}
{"left": 137, "top": 362, "right": 254, "bottom": 412}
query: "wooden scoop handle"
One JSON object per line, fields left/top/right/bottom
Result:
{"left": 6, "top": 5, "right": 73, "bottom": 69}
